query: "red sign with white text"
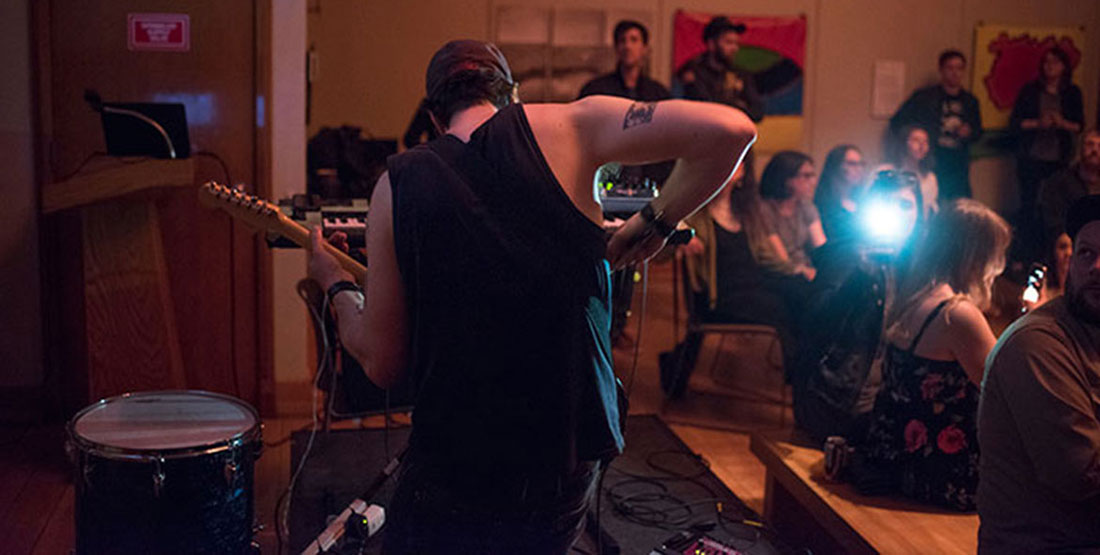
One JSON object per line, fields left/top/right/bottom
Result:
{"left": 128, "top": 13, "right": 190, "bottom": 52}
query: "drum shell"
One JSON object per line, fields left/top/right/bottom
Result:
{"left": 68, "top": 391, "right": 261, "bottom": 554}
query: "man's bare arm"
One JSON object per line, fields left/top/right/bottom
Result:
{"left": 571, "top": 96, "right": 756, "bottom": 224}
{"left": 322, "top": 173, "right": 407, "bottom": 389}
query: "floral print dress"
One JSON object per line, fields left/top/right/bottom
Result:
{"left": 864, "top": 298, "right": 980, "bottom": 511}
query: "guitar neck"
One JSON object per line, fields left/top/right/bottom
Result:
{"left": 274, "top": 212, "right": 367, "bottom": 282}
{"left": 198, "top": 182, "right": 367, "bottom": 282}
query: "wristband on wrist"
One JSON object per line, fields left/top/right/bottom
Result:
{"left": 326, "top": 280, "right": 365, "bottom": 311}
{"left": 640, "top": 202, "right": 677, "bottom": 238}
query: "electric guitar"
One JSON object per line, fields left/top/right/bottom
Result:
{"left": 197, "top": 181, "right": 366, "bottom": 282}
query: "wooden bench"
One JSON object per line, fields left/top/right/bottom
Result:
{"left": 750, "top": 434, "right": 978, "bottom": 554}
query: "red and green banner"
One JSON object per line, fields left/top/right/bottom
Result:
{"left": 673, "top": 11, "right": 806, "bottom": 116}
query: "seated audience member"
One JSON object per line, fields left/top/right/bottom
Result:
{"left": 1038, "top": 128, "right": 1100, "bottom": 258}
{"left": 978, "top": 195, "right": 1100, "bottom": 552}
{"left": 814, "top": 144, "right": 868, "bottom": 242}
{"left": 1043, "top": 231, "right": 1072, "bottom": 302}
{"left": 659, "top": 156, "right": 793, "bottom": 396}
{"left": 863, "top": 199, "right": 1010, "bottom": 511}
{"left": 877, "top": 125, "right": 939, "bottom": 218}
{"left": 794, "top": 170, "right": 924, "bottom": 443}
{"left": 758, "top": 150, "right": 826, "bottom": 280}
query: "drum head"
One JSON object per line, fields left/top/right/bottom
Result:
{"left": 72, "top": 391, "right": 258, "bottom": 452}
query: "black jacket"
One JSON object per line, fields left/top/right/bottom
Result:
{"left": 1009, "top": 81, "right": 1085, "bottom": 164}
{"left": 889, "top": 85, "right": 983, "bottom": 149}
{"left": 676, "top": 54, "right": 764, "bottom": 122}
{"left": 577, "top": 70, "right": 670, "bottom": 102}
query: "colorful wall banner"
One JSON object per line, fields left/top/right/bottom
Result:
{"left": 973, "top": 23, "right": 1085, "bottom": 130}
{"left": 673, "top": 11, "right": 806, "bottom": 116}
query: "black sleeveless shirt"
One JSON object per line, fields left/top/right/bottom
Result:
{"left": 387, "top": 104, "right": 624, "bottom": 474}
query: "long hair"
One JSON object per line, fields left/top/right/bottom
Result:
{"left": 760, "top": 150, "right": 813, "bottom": 200}
{"left": 1041, "top": 46, "right": 1074, "bottom": 92}
{"left": 887, "top": 125, "right": 935, "bottom": 175}
{"left": 815, "top": 144, "right": 861, "bottom": 212}
{"left": 893, "top": 199, "right": 1011, "bottom": 315}
{"left": 726, "top": 152, "right": 774, "bottom": 261}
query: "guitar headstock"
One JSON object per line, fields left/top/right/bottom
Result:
{"left": 198, "top": 181, "right": 284, "bottom": 232}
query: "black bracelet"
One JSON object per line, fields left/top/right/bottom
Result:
{"left": 326, "top": 280, "right": 362, "bottom": 302}
{"left": 640, "top": 202, "right": 677, "bottom": 238}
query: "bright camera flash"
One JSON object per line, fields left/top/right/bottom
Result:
{"left": 862, "top": 200, "right": 905, "bottom": 243}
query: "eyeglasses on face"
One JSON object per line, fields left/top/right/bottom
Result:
{"left": 875, "top": 169, "right": 918, "bottom": 185}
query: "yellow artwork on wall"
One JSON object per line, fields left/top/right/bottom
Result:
{"left": 972, "top": 23, "right": 1085, "bottom": 130}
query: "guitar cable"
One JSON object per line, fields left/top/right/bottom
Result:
{"left": 276, "top": 287, "right": 332, "bottom": 553}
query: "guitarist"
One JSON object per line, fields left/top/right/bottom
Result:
{"left": 306, "top": 39, "right": 755, "bottom": 554}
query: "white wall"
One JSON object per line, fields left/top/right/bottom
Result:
{"left": 0, "top": 0, "right": 43, "bottom": 390}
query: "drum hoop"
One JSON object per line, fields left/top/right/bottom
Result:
{"left": 67, "top": 390, "right": 261, "bottom": 462}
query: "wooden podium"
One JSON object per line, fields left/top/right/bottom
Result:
{"left": 42, "top": 157, "right": 194, "bottom": 404}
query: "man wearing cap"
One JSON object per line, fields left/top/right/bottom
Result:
{"left": 675, "top": 16, "right": 764, "bottom": 122}
{"left": 307, "top": 39, "right": 756, "bottom": 553}
{"left": 978, "top": 194, "right": 1100, "bottom": 553}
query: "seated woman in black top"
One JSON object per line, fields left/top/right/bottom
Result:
{"left": 660, "top": 155, "right": 792, "bottom": 397}
{"left": 814, "top": 144, "right": 867, "bottom": 242}
{"left": 863, "top": 199, "right": 1010, "bottom": 511}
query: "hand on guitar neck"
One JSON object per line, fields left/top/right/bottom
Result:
{"left": 308, "top": 227, "right": 357, "bottom": 290}
{"left": 197, "top": 181, "right": 366, "bottom": 283}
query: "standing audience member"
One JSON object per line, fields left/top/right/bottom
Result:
{"left": 578, "top": 20, "right": 672, "bottom": 344}
{"left": 863, "top": 199, "right": 1010, "bottom": 511}
{"left": 676, "top": 16, "right": 764, "bottom": 122}
{"left": 794, "top": 170, "right": 924, "bottom": 443}
{"left": 890, "top": 50, "right": 982, "bottom": 201}
{"left": 758, "top": 150, "right": 826, "bottom": 280}
{"left": 1010, "top": 46, "right": 1085, "bottom": 257}
{"left": 1038, "top": 128, "right": 1100, "bottom": 257}
{"left": 579, "top": 20, "right": 669, "bottom": 102}
{"left": 660, "top": 155, "right": 793, "bottom": 397}
{"left": 815, "top": 144, "right": 868, "bottom": 242}
{"left": 978, "top": 195, "right": 1100, "bottom": 553}
{"left": 877, "top": 125, "right": 939, "bottom": 218}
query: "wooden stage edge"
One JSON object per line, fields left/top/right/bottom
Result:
{"left": 750, "top": 433, "right": 979, "bottom": 555}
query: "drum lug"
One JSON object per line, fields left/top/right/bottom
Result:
{"left": 153, "top": 456, "right": 166, "bottom": 497}
{"left": 224, "top": 459, "right": 239, "bottom": 487}
{"left": 82, "top": 458, "right": 94, "bottom": 488}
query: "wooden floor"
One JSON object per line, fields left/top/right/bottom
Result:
{"left": 1, "top": 260, "right": 786, "bottom": 554}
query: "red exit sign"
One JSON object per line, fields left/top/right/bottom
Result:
{"left": 128, "top": 13, "right": 190, "bottom": 52}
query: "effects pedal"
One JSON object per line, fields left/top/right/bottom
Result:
{"left": 650, "top": 530, "right": 744, "bottom": 555}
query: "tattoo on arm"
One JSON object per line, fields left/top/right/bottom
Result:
{"left": 623, "top": 101, "right": 657, "bottom": 130}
